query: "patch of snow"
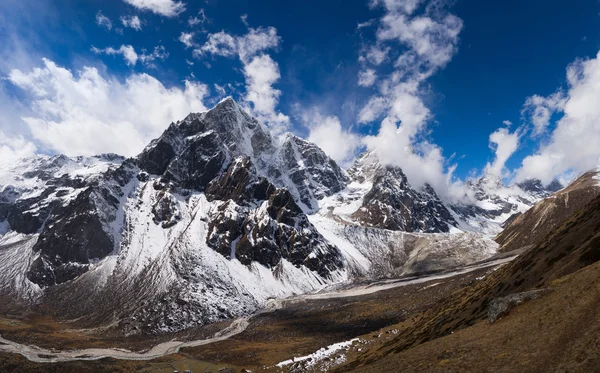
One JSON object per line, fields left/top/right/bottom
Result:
{"left": 275, "top": 338, "right": 360, "bottom": 369}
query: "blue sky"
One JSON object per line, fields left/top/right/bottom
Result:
{"left": 1, "top": 0, "right": 600, "bottom": 196}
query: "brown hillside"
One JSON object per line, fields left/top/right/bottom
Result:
{"left": 340, "top": 191, "right": 600, "bottom": 372}
{"left": 496, "top": 169, "right": 600, "bottom": 253}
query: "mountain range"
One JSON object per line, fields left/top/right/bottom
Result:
{"left": 0, "top": 98, "right": 570, "bottom": 334}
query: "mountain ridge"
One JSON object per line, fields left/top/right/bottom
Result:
{"left": 0, "top": 97, "right": 570, "bottom": 334}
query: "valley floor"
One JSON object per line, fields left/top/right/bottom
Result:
{"left": 1, "top": 255, "right": 598, "bottom": 372}
{"left": 0, "top": 259, "right": 502, "bottom": 372}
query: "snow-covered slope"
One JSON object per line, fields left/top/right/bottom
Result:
{"left": 449, "top": 175, "right": 562, "bottom": 235}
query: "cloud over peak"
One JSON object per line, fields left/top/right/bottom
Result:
{"left": 356, "top": 0, "right": 465, "bottom": 201}
{"left": 7, "top": 58, "right": 208, "bottom": 157}
{"left": 195, "top": 27, "right": 288, "bottom": 133}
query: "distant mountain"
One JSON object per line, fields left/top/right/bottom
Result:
{"left": 449, "top": 174, "right": 562, "bottom": 235}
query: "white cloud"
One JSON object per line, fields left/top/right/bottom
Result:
{"left": 241, "top": 14, "right": 249, "bottom": 26}
{"left": 306, "top": 115, "right": 361, "bottom": 166}
{"left": 188, "top": 9, "right": 208, "bottom": 27}
{"left": 484, "top": 127, "right": 520, "bottom": 178}
{"left": 139, "top": 45, "right": 168, "bottom": 67}
{"left": 370, "top": 0, "right": 424, "bottom": 15}
{"left": 195, "top": 27, "right": 280, "bottom": 63}
{"left": 503, "top": 119, "right": 513, "bottom": 126}
{"left": 358, "top": 69, "right": 377, "bottom": 87}
{"left": 122, "top": 0, "right": 185, "bottom": 18}
{"left": 359, "top": 45, "right": 390, "bottom": 65}
{"left": 91, "top": 45, "right": 168, "bottom": 67}
{"left": 357, "top": 19, "right": 375, "bottom": 29}
{"left": 92, "top": 45, "right": 139, "bottom": 66}
{"left": 0, "top": 131, "right": 37, "bottom": 169}
{"left": 521, "top": 91, "right": 566, "bottom": 136}
{"left": 96, "top": 11, "right": 112, "bottom": 30}
{"left": 376, "top": 12, "right": 462, "bottom": 76}
{"left": 179, "top": 32, "right": 195, "bottom": 48}
{"left": 196, "top": 27, "right": 288, "bottom": 132}
{"left": 357, "top": 0, "right": 465, "bottom": 201}
{"left": 516, "top": 51, "right": 600, "bottom": 183}
{"left": 6, "top": 58, "right": 208, "bottom": 157}
{"left": 214, "top": 83, "right": 227, "bottom": 96}
{"left": 358, "top": 96, "right": 388, "bottom": 123}
{"left": 194, "top": 31, "right": 237, "bottom": 58}
{"left": 243, "top": 54, "right": 289, "bottom": 134}
{"left": 121, "top": 15, "right": 142, "bottom": 31}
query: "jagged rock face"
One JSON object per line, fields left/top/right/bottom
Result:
{"left": 152, "top": 188, "right": 182, "bottom": 228}
{"left": 0, "top": 154, "right": 126, "bottom": 287}
{"left": 137, "top": 98, "right": 347, "bottom": 212}
{"left": 346, "top": 152, "right": 457, "bottom": 233}
{"left": 268, "top": 135, "right": 349, "bottom": 211}
{"left": 206, "top": 157, "right": 343, "bottom": 278}
{"left": 352, "top": 167, "right": 456, "bottom": 233}
{"left": 206, "top": 157, "right": 275, "bottom": 204}
{"left": 517, "top": 178, "right": 563, "bottom": 198}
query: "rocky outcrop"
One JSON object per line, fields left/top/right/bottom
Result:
{"left": 488, "top": 288, "right": 553, "bottom": 323}
{"left": 268, "top": 134, "right": 349, "bottom": 211}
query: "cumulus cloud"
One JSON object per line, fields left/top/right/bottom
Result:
{"left": 121, "top": 15, "right": 142, "bottom": 31}
{"left": 358, "top": 69, "right": 377, "bottom": 87}
{"left": 516, "top": 51, "right": 600, "bottom": 183}
{"left": 299, "top": 111, "right": 361, "bottom": 166}
{"left": 357, "top": 0, "right": 465, "bottom": 201}
{"left": 92, "top": 45, "right": 168, "bottom": 67}
{"left": 96, "top": 11, "right": 112, "bottom": 30}
{"left": 521, "top": 91, "right": 566, "bottom": 136}
{"left": 122, "top": 0, "right": 185, "bottom": 17}
{"left": 196, "top": 27, "right": 288, "bottom": 132}
{"left": 503, "top": 120, "right": 513, "bottom": 126}
{"left": 6, "top": 58, "right": 208, "bottom": 157}
{"left": 243, "top": 54, "right": 289, "bottom": 134}
{"left": 484, "top": 127, "right": 520, "bottom": 178}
